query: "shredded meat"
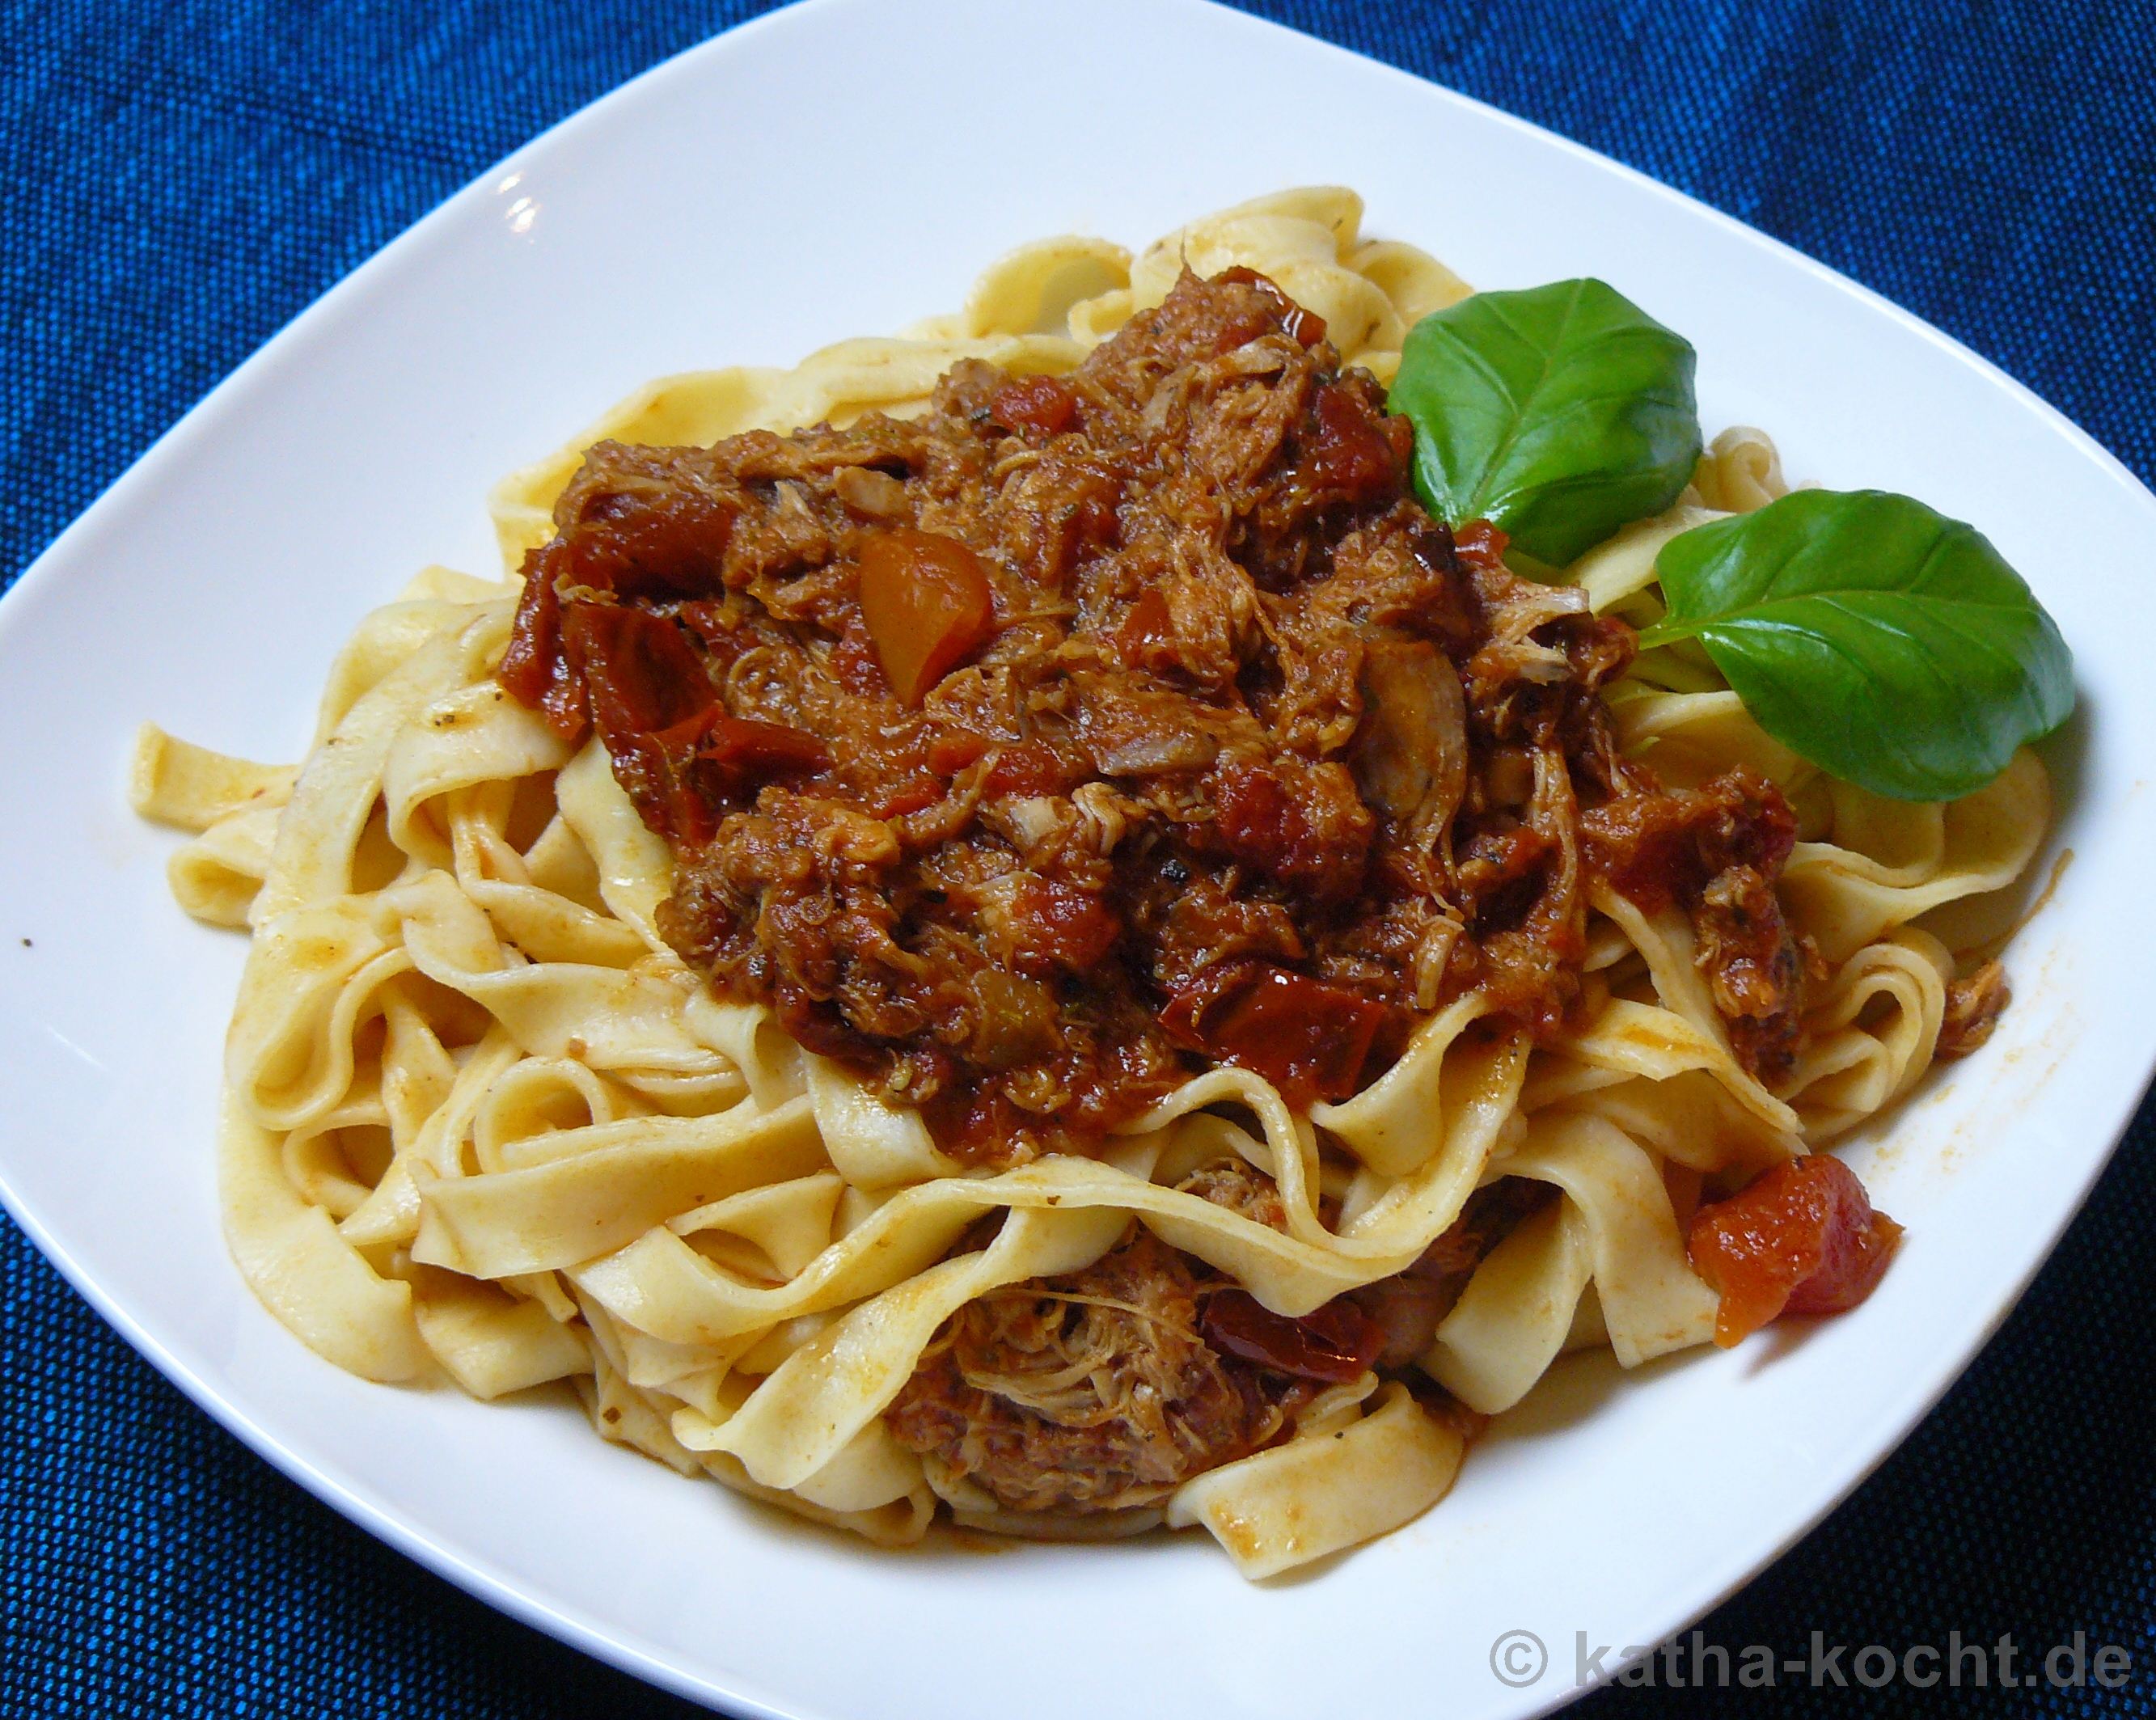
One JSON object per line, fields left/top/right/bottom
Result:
{"left": 885, "top": 1226, "right": 1321, "bottom": 1514}
{"left": 503, "top": 268, "right": 1827, "bottom": 1157}
{"left": 1936, "top": 958, "right": 2011, "bottom": 1059}
{"left": 1174, "top": 1157, "right": 1291, "bottom": 1228}
{"left": 1579, "top": 767, "right": 1815, "bottom": 1080}
{"left": 886, "top": 1168, "right": 1541, "bottom": 1511}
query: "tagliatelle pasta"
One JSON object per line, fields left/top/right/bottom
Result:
{"left": 134, "top": 189, "right": 2053, "bottom": 1578}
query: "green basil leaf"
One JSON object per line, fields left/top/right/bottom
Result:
{"left": 1638, "top": 489, "right": 2074, "bottom": 801}
{"left": 1389, "top": 278, "right": 1701, "bottom": 567}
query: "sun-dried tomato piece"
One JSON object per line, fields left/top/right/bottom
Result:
{"left": 500, "top": 543, "right": 584, "bottom": 739}
{"left": 692, "top": 713, "right": 830, "bottom": 775}
{"left": 558, "top": 463, "right": 736, "bottom": 600}
{"left": 1284, "top": 304, "right": 1328, "bottom": 349}
{"left": 563, "top": 604, "right": 824, "bottom": 843}
{"left": 1162, "top": 960, "right": 1392, "bottom": 1107}
{"left": 564, "top": 602, "right": 713, "bottom": 736}
{"left": 1200, "top": 1287, "right": 1384, "bottom": 1384}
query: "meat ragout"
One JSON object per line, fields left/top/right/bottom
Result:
{"left": 501, "top": 266, "right": 1813, "bottom": 1163}
{"left": 497, "top": 264, "right": 1910, "bottom": 1520}
{"left": 884, "top": 1164, "right": 1527, "bottom": 1515}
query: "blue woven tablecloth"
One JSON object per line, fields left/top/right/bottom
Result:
{"left": 5, "top": 3, "right": 2154, "bottom": 1714}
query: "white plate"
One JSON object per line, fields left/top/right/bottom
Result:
{"left": 2, "top": 2, "right": 2149, "bottom": 1715}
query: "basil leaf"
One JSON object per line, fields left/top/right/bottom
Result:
{"left": 1638, "top": 489, "right": 2074, "bottom": 801}
{"left": 1389, "top": 279, "right": 1701, "bottom": 567}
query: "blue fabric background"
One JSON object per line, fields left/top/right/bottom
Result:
{"left": 3, "top": 2, "right": 2153, "bottom": 1714}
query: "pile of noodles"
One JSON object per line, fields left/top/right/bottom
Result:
{"left": 133, "top": 189, "right": 2050, "bottom": 1578}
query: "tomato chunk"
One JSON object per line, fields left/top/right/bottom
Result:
{"left": 1687, "top": 1154, "right": 1903, "bottom": 1348}
{"left": 1211, "top": 758, "right": 1372, "bottom": 902}
{"left": 1162, "top": 961, "right": 1392, "bottom": 1108}
{"left": 1451, "top": 518, "right": 1511, "bottom": 571}
{"left": 1115, "top": 587, "right": 1181, "bottom": 674}
{"left": 927, "top": 729, "right": 991, "bottom": 775}
{"left": 1201, "top": 1288, "right": 1384, "bottom": 1384}
{"left": 856, "top": 528, "right": 995, "bottom": 705}
{"left": 1304, "top": 380, "right": 1407, "bottom": 506}
{"left": 1000, "top": 877, "right": 1121, "bottom": 977}
{"left": 981, "top": 739, "right": 1084, "bottom": 800}
{"left": 868, "top": 772, "right": 945, "bottom": 819}
{"left": 990, "top": 374, "right": 1080, "bottom": 439}
{"left": 922, "top": 733, "right": 1084, "bottom": 797}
